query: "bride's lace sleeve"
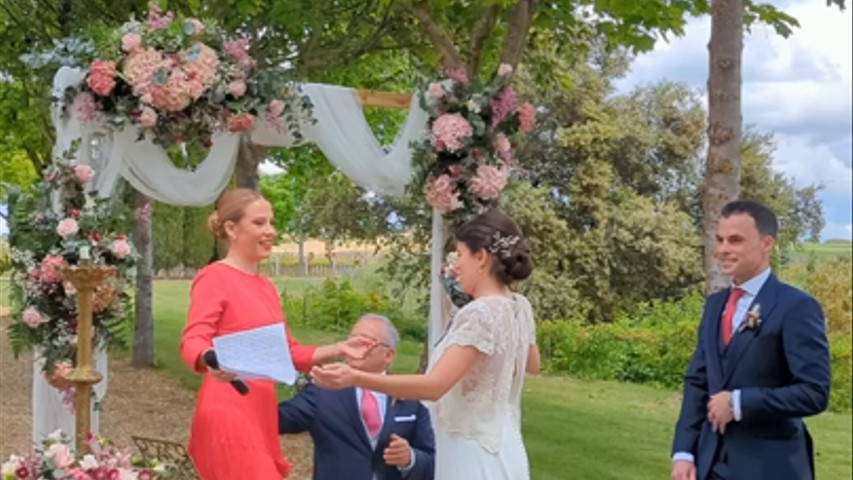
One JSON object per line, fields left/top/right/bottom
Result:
{"left": 444, "top": 301, "right": 498, "bottom": 355}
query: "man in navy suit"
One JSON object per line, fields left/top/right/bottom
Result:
{"left": 671, "top": 201, "right": 831, "bottom": 480}
{"left": 279, "top": 314, "right": 435, "bottom": 480}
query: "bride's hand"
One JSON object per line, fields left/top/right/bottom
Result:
{"left": 311, "top": 363, "right": 357, "bottom": 389}
{"left": 338, "top": 335, "right": 377, "bottom": 360}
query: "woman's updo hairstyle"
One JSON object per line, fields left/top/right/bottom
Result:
{"left": 455, "top": 209, "right": 533, "bottom": 284}
{"left": 207, "top": 188, "right": 264, "bottom": 241}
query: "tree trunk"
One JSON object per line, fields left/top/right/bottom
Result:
{"left": 132, "top": 191, "right": 155, "bottom": 367}
{"left": 703, "top": 0, "right": 744, "bottom": 294}
{"left": 234, "top": 134, "right": 267, "bottom": 190}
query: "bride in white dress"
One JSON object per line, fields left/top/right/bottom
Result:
{"left": 313, "top": 209, "right": 540, "bottom": 479}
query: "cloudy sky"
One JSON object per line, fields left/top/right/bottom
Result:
{"left": 614, "top": 0, "right": 852, "bottom": 240}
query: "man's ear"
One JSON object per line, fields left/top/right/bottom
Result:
{"left": 761, "top": 235, "right": 776, "bottom": 255}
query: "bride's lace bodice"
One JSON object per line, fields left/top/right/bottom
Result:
{"left": 428, "top": 294, "right": 536, "bottom": 453}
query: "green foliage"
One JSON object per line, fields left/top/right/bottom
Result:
{"left": 152, "top": 202, "right": 215, "bottom": 272}
{"left": 282, "top": 277, "right": 425, "bottom": 343}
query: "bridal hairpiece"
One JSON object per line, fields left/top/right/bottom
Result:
{"left": 487, "top": 231, "right": 520, "bottom": 258}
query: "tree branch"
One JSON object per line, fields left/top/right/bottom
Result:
{"left": 403, "top": 1, "right": 463, "bottom": 69}
{"left": 500, "top": 0, "right": 538, "bottom": 72}
{"left": 468, "top": 5, "right": 501, "bottom": 78}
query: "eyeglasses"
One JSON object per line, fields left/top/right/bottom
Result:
{"left": 348, "top": 334, "right": 393, "bottom": 350}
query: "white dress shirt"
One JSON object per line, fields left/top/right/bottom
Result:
{"left": 673, "top": 267, "right": 772, "bottom": 464}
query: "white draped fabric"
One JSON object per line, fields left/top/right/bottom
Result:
{"left": 40, "top": 69, "right": 450, "bottom": 441}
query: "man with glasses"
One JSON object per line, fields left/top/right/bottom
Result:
{"left": 278, "top": 314, "right": 435, "bottom": 480}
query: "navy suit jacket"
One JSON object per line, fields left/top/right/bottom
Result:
{"left": 279, "top": 383, "right": 435, "bottom": 480}
{"left": 672, "top": 274, "right": 831, "bottom": 480}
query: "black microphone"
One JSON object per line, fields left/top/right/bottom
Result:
{"left": 204, "top": 350, "right": 249, "bottom": 395}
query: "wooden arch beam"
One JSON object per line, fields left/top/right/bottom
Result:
{"left": 355, "top": 89, "right": 413, "bottom": 110}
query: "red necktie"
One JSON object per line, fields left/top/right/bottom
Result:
{"left": 722, "top": 287, "right": 746, "bottom": 346}
{"left": 361, "top": 389, "right": 382, "bottom": 438}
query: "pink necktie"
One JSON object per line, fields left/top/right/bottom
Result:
{"left": 722, "top": 287, "right": 746, "bottom": 346}
{"left": 361, "top": 389, "right": 382, "bottom": 438}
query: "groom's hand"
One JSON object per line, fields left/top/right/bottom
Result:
{"left": 707, "top": 390, "right": 733, "bottom": 434}
{"left": 671, "top": 460, "right": 696, "bottom": 480}
{"left": 383, "top": 434, "right": 412, "bottom": 467}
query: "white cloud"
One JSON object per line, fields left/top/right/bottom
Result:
{"left": 823, "top": 222, "right": 853, "bottom": 241}
{"left": 772, "top": 133, "right": 853, "bottom": 195}
{"left": 259, "top": 161, "right": 285, "bottom": 175}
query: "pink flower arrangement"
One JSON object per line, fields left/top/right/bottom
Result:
{"left": 223, "top": 37, "right": 255, "bottom": 69}
{"left": 425, "top": 175, "right": 462, "bottom": 213}
{"left": 445, "top": 67, "right": 469, "bottom": 86}
{"left": 22, "top": 307, "right": 46, "bottom": 328}
{"left": 268, "top": 99, "right": 285, "bottom": 117}
{"left": 74, "top": 164, "right": 96, "bottom": 183}
{"left": 181, "top": 43, "right": 220, "bottom": 86}
{"left": 111, "top": 239, "right": 132, "bottom": 259}
{"left": 428, "top": 82, "right": 445, "bottom": 99}
{"left": 139, "top": 106, "right": 158, "bottom": 127}
{"left": 121, "top": 33, "right": 142, "bottom": 53}
{"left": 469, "top": 165, "right": 508, "bottom": 200}
{"left": 494, "top": 133, "right": 511, "bottom": 158}
{"left": 123, "top": 48, "right": 166, "bottom": 95}
{"left": 148, "top": 2, "right": 173, "bottom": 30}
{"left": 518, "top": 102, "right": 535, "bottom": 132}
{"left": 45, "top": 443, "right": 74, "bottom": 468}
{"left": 490, "top": 87, "right": 517, "bottom": 128}
{"left": 87, "top": 61, "right": 117, "bottom": 96}
{"left": 56, "top": 218, "right": 80, "bottom": 238}
{"left": 149, "top": 70, "right": 192, "bottom": 112}
{"left": 39, "top": 254, "right": 66, "bottom": 283}
{"left": 497, "top": 63, "right": 514, "bottom": 76}
{"left": 73, "top": 92, "right": 98, "bottom": 124}
{"left": 431, "top": 113, "right": 473, "bottom": 152}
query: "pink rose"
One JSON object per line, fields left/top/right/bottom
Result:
{"left": 494, "top": 133, "right": 511, "bottom": 154}
{"left": 140, "top": 93, "right": 153, "bottom": 104}
{"left": 228, "top": 79, "right": 247, "bottom": 98}
{"left": 111, "top": 238, "right": 132, "bottom": 259}
{"left": 121, "top": 33, "right": 142, "bottom": 53}
{"left": 228, "top": 113, "right": 255, "bottom": 132}
{"left": 498, "top": 63, "right": 513, "bottom": 76}
{"left": 57, "top": 218, "right": 79, "bottom": 238}
{"left": 518, "top": 102, "right": 536, "bottom": 132}
{"left": 139, "top": 106, "right": 157, "bottom": 127}
{"left": 469, "top": 165, "right": 509, "bottom": 200}
{"left": 424, "top": 174, "right": 462, "bottom": 213}
{"left": 448, "top": 164, "right": 465, "bottom": 179}
{"left": 268, "top": 99, "right": 285, "bottom": 117}
{"left": 74, "top": 164, "right": 96, "bottom": 183}
{"left": 428, "top": 82, "right": 444, "bottom": 99}
{"left": 22, "top": 307, "right": 46, "bottom": 328}
{"left": 431, "top": 113, "right": 473, "bottom": 152}
{"left": 46, "top": 443, "right": 74, "bottom": 468}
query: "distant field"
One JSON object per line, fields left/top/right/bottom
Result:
{"left": 788, "top": 242, "right": 852, "bottom": 263}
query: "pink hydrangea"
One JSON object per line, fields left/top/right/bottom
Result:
{"left": 445, "top": 67, "right": 469, "bottom": 86}
{"left": 188, "top": 79, "right": 205, "bottom": 100}
{"left": 181, "top": 43, "right": 220, "bottom": 86}
{"left": 518, "top": 102, "right": 536, "bottom": 132}
{"left": 147, "top": 3, "right": 174, "bottom": 31}
{"left": 228, "top": 79, "right": 247, "bottom": 98}
{"left": 228, "top": 113, "right": 255, "bottom": 132}
{"left": 121, "top": 33, "right": 142, "bottom": 53}
{"left": 431, "top": 113, "right": 473, "bottom": 153}
{"left": 73, "top": 92, "right": 98, "bottom": 124}
{"left": 149, "top": 70, "right": 192, "bottom": 112}
{"left": 87, "top": 61, "right": 117, "bottom": 96}
{"left": 22, "top": 307, "right": 46, "bottom": 328}
{"left": 424, "top": 174, "right": 462, "bottom": 213}
{"left": 111, "top": 238, "right": 132, "bottom": 259}
{"left": 494, "top": 133, "right": 511, "bottom": 155}
{"left": 489, "top": 87, "right": 517, "bottom": 128}
{"left": 56, "top": 218, "right": 79, "bottom": 238}
{"left": 469, "top": 165, "right": 508, "bottom": 200}
{"left": 139, "top": 106, "right": 157, "bottom": 127}
{"left": 428, "top": 82, "right": 444, "bottom": 99}
{"left": 123, "top": 48, "right": 165, "bottom": 94}
{"left": 74, "top": 164, "right": 96, "bottom": 183}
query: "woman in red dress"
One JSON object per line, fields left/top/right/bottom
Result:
{"left": 181, "top": 189, "right": 371, "bottom": 479}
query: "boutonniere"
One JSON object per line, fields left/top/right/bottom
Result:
{"left": 738, "top": 304, "right": 762, "bottom": 333}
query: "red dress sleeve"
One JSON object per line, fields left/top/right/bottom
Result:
{"left": 285, "top": 323, "right": 317, "bottom": 372}
{"left": 181, "top": 269, "right": 226, "bottom": 373}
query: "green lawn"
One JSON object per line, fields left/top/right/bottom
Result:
{"left": 142, "top": 279, "right": 851, "bottom": 480}
{"left": 789, "top": 242, "right": 853, "bottom": 263}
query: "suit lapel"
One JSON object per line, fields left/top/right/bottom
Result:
{"left": 722, "top": 274, "right": 780, "bottom": 387}
{"left": 342, "top": 388, "right": 372, "bottom": 452}
{"left": 705, "top": 291, "right": 728, "bottom": 384}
